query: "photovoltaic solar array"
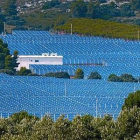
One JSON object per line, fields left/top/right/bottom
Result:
{"left": 0, "top": 74, "right": 139, "bottom": 120}
{"left": 0, "top": 30, "right": 140, "bottom": 119}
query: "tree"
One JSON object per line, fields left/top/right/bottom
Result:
{"left": 3, "top": 0, "right": 17, "bottom": 16}
{"left": 45, "top": 72, "right": 70, "bottom": 79}
{"left": 12, "top": 50, "right": 19, "bottom": 72}
{"left": 5, "top": 55, "right": 13, "bottom": 70}
{"left": 71, "top": 0, "right": 87, "bottom": 18}
{"left": 99, "top": 2, "right": 120, "bottom": 20}
{"left": 55, "top": 72, "right": 70, "bottom": 79}
{"left": 88, "top": 72, "right": 101, "bottom": 79}
{"left": 108, "top": 73, "right": 137, "bottom": 82}
{"left": 116, "top": 106, "right": 140, "bottom": 139}
{"left": 87, "top": 2, "right": 100, "bottom": 18}
{"left": 120, "top": 3, "right": 135, "bottom": 17}
{"left": 98, "top": 0, "right": 106, "bottom": 3}
{"left": 0, "top": 53, "right": 6, "bottom": 69}
{"left": 4, "top": 51, "right": 19, "bottom": 72}
{"left": 98, "top": 115, "right": 116, "bottom": 139}
{"left": 19, "top": 67, "right": 32, "bottom": 76}
{"left": 42, "top": 0, "right": 61, "bottom": 9}
{"left": 0, "top": 20, "right": 4, "bottom": 33}
{"left": 0, "top": 69, "right": 14, "bottom": 75}
{"left": 10, "top": 111, "right": 38, "bottom": 124}
{"left": 75, "top": 68, "right": 84, "bottom": 79}
{"left": 108, "top": 74, "right": 122, "bottom": 82}
{"left": 122, "top": 90, "right": 140, "bottom": 109}
{"left": 50, "top": 115, "right": 71, "bottom": 140}
{"left": 120, "top": 74, "right": 137, "bottom": 82}
{"left": 71, "top": 115, "right": 87, "bottom": 140}
{"left": 131, "top": 0, "right": 140, "bottom": 10}
{"left": 0, "top": 40, "right": 10, "bottom": 70}
{"left": 31, "top": 115, "right": 53, "bottom": 140}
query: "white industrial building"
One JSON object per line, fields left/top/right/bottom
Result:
{"left": 17, "top": 53, "right": 63, "bottom": 71}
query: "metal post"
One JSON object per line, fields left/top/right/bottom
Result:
{"left": 96, "top": 98, "right": 98, "bottom": 118}
{"left": 71, "top": 23, "right": 72, "bottom": 35}
{"left": 134, "top": 85, "right": 136, "bottom": 93}
{"left": 4, "top": 22, "right": 5, "bottom": 36}
{"left": 65, "top": 82, "right": 67, "bottom": 97}
{"left": 138, "top": 30, "right": 139, "bottom": 41}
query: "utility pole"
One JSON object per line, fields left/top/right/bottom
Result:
{"left": 134, "top": 85, "right": 136, "bottom": 93}
{"left": 64, "top": 82, "right": 67, "bottom": 97}
{"left": 138, "top": 30, "right": 139, "bottom": 41}
{"left": 71, "top": 23, "right": 73, "bottom": 35}
{"left": 96, "top": 98, "right": 98, "bottom": 118}
{"left": 4, "top": 22, "right": 5, "bottom": 36}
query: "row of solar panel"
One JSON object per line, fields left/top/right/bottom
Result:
{"left": 0, "top": 73, "right": 138, "bottom": 119}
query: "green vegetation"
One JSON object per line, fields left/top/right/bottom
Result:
{"left": 123, "top": 90, "right": 140, "bottom": 109}
{"left": 56, "top": 18, "right": 140, "bottom": 39}
{"left": 88, "top": 72, "right": 101, "bottom": 79}
{"left": 1, "top": 0, "right": 25, "bottom": 29}
{"left": 0, "top": 39, "right": 19, "bottom": 73}
{"left": 0, "top": 0, "right": 140, "bottom": 36}
{"left": 74, "top": 68, "right": 84, "bottom": 79}
{"left": 0, "top": 20, "right": 3, "bottom": 33}
{"left": 42, "top": 0, "right": 61, "bottom": 10}
{"left": 45, "top": 72, "right": 70, "bottom": 79}
{"left": 71, "top": 0, "right": 121, "bottom": 19}
{"left": 1, "top": 104, "right": 140, "bottom": 139}
{"left": 0, "top": 69, "right": 14, "bottom": 75}
{"left": 108, "top": 73, "right": 138, "bottom": 82}
{"left": 120, "top": 74, "right": 137, "bottom": 82}
{"left": 19, "top": 67, "right": 32, "bottom": 76}
{"left": 108, "top": 74, "right": 123, "bottom": 82}
{"left": 0, "top": 0, "right": 139, "bottom": 34}
{"left": 71, "top": 0, "right": 87, "bottom": 18}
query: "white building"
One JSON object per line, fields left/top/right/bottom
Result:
{"left": 17, "top": 53, "right": 63, "bottom": 71}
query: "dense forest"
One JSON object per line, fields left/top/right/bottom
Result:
{"left": 0, "top": 90, "right": 140, "bottom": 139}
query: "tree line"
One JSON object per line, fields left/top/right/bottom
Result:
{"left": 44, "top": 69, "right": 101, "bottom": 79}
{"left": 108, "top": 73, "right": 139, "bottom": 82}
{"left": 0, "top": 90, "right": 140, "bottom": 139}
{"left": 70, "top": 0, "right": 139, "bottom": 20}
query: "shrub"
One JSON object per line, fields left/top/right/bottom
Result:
{"left": 108, "top": 74, "right": 122, "bottom": 82}
{"left": 45, "top": 72, "right": 70, "bottom": 79}
{"left": 19, "top": 67, "right": 32, "bottom": 76}
{"left": 27, "top": 73, "right": 39, "bottom": 76}
{"left": 120, "top": 74, "right": 137, "bottom": 82}
{"left": 75, "top": 68, "right": 84, "bottom": 79}
{"left": 108, "top": 73, "right": 137, "bottom": 82}
{"left": 122, "top": 90, "right": 140, "bottom": 109}
{"left": 88, "top": 72, "right": 101, "bottom": 79}
{"left": 0, "top": 69, "right": 14, "bottom": 75}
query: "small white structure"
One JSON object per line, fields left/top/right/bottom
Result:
{"left": 17, "top": 53, "right": 63, "bottom": 71}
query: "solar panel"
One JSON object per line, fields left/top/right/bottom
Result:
{"left": 0, "top": 31, "right": 140, "bottom": 120}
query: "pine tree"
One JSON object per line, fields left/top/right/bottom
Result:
{"left": 5, "top": 55, "right": 13, "bottom": 70}
{"left": 12, "top": 50, "right": 19, "bottom": 72}
{"left": 75, "top": 68, "right": 84, "bottom": 79}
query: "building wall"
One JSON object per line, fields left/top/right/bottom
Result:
{"left": 17, "top": 56, "right": 63, "bottom": 71}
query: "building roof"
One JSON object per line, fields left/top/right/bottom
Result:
{"left": 18, "top": 55, "right": 63, "bottom": 58}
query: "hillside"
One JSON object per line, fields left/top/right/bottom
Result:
{"left": 1, "top": 0, "right": 140, "bottom": 34}
{"left": 55, "top": 18, "right": 140, "bottom": 40}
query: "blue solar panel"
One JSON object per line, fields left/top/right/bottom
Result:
{"left": 0, "top": 31, "right": 140, "bottom": 120}
{"left": 0, "top": 73, "right": 139, "bottom": 120}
